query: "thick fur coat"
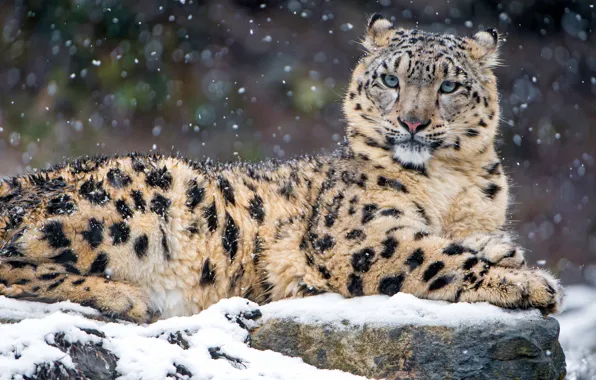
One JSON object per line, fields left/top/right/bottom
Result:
{"left": 0, "top": 16, "right": 562, "bottom": 322}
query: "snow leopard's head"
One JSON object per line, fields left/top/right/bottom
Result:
{"left": 344, "top": 14, "right": 502, "bottom": 172}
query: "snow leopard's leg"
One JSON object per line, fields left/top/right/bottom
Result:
{"left": 0, "top": 259, "right": 152, "bottom": 322}
{"left": 317, "top": 222, "right": 562, "bottom": 313}
{"left": 0, "top": 176, "right": 173, "bottom": 323}
{"left": 0, "top": 221, "right": 157, "bottom": 323}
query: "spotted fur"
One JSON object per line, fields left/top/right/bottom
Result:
{"left": 0, "top": 17, "right": 562, "bottom": 322}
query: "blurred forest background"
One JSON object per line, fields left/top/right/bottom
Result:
{"left": 0, "top": 0, "right": 594, "bottom": 285}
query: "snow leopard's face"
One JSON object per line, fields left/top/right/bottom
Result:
{"left": 344, "top": 15, "right": 502, "bottom": 171}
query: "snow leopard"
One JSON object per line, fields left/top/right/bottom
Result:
{"left": 0, "top": 15, "right": 562, "bottom": 322}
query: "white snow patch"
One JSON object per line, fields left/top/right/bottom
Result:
{"left": 262, "top": 292, "right": 543, "bottom": 328}
{"left": 558, "top": 285, "right": 596, "bottom": 380}
{"left": 0, "top": 296, "right": 99, "bottom": 320}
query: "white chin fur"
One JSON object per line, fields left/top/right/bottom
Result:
{"left": 393, "top": 144, "right": 432, "bottom": 167}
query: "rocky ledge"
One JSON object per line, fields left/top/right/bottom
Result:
{"left": 252, "top": 294, "right": 566, "bottom": 379}
{"left": 252, "top": 313, "right": 565, "bottom": 380}
{"left": 0, "top": 294, "right": 566, "bottom": 380}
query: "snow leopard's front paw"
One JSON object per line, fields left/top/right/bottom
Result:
{"left": 463, "top": 232, "right": 526, "bottom": 268}
{"left": 469, "top": 267, "right": 564, "bottom": 314}
{"left": 526, "top": 269, "right": 564, "bottom": 315}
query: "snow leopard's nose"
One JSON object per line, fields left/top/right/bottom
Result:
{"left": 397, "top": 117, "right": 431, "bottom": 134}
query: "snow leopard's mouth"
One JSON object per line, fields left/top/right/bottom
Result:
{"left": 386, "top": 134, "right": 439, "bottom": 149}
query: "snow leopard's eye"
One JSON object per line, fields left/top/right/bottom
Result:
{"left": 439, "top": 80, "right": 459, "bottom": 94}
{"left": 381, "top": 74, "right": 399, "bottom": 89}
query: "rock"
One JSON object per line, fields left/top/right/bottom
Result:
{"left": 24, "top": 332, "right": 118, "bottom": 380}
{"left": 251, "top": 315, "right": 566, "bottom": 380}
{"left": 56, "top": 333, "right": 119, "bottom": 380}
{"left": 0, "top": 295, "right": 567, "bottom": 379}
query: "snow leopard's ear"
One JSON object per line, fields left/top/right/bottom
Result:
{"left": 363, "top": 14, "right": 394, "bottom": 52}
{"left": 467, "top": 28, "right": 502, "bottom": 68}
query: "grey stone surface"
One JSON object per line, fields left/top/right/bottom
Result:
{"left": 250, "top": 316, "right": 566, "bottom": 380}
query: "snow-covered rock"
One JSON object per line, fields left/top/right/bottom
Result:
{"left": 0, "top": 292, "right": 571, "bottom": 380}
{"left": 0, "top": 296, "right": 360, "bottom": 380}
{"left": 253, "top": 293, "right": 566, "bottom": 379}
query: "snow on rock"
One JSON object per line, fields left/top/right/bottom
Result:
{"left": 0, "top": 289, "right": 588, "bottom": 379}
{"left": 261, "top": 292, "right": 544, "bottom": 328}
{"left": 0, "top": 296, "right": 362, "bottom": 380}
{"left": 0, "top": 296, "right": 100, "bottom": 321}
{"left": 0, "top": 299, "right": 102, "bottom": 377}
{"left": 255, "top": 293, "right": 565, "bottom": 379}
